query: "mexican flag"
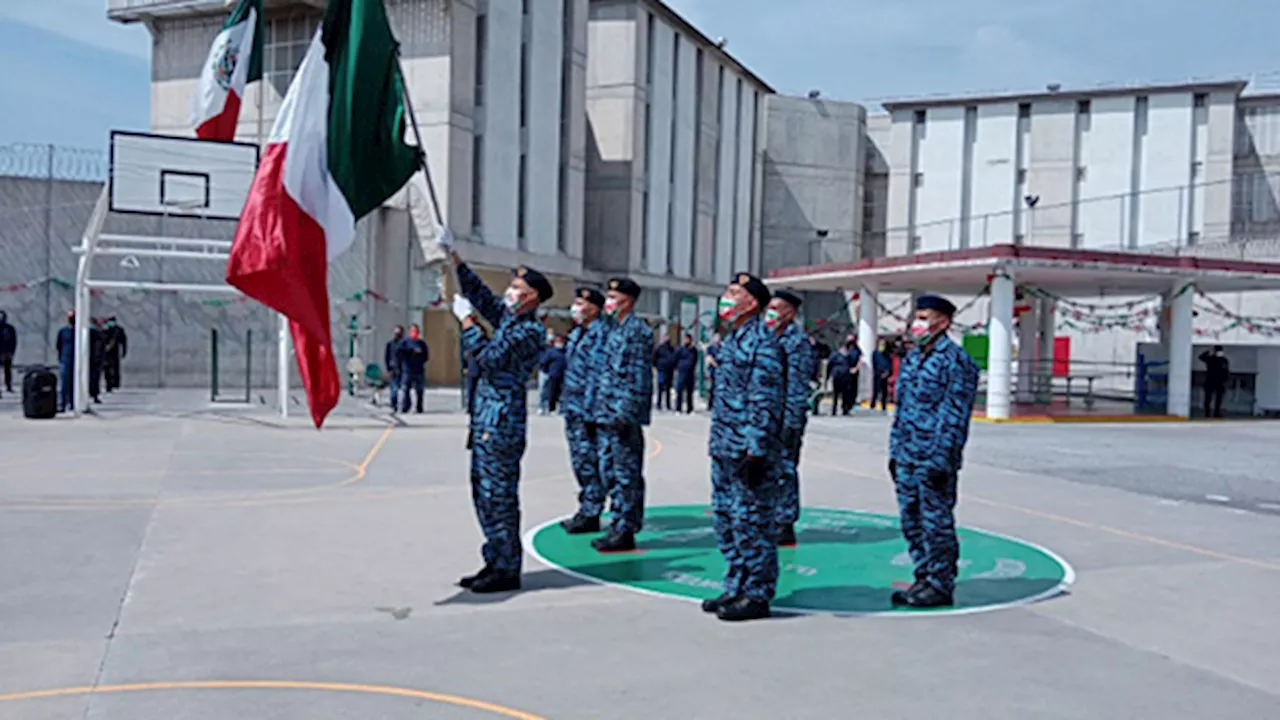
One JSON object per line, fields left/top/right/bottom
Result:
{"left": 193, "top": 0, "right": 263, "bottom": 141}
{"left": 227, "top": 0, "right": 420, "bottom": 428}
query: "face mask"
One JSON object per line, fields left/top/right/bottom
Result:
{"left": 604, "top": 298, "right": 621, "bottom": 318}
{"left": 504, "top": 288, "right": 521, "bottom": 312}
{"left": 571, "top": 305, "right": 586, "bottom": 324}
{"left": 717, "top": 297, "right": 738, "bottom": 321}
{"left": 409, "top": 328, "right": 420, "bottom": 340}
{"left": 909, "top": 319, "right": 931, "bottom": 338}
{"left": 764, "top": 309, "right": 781, "bottom": 329}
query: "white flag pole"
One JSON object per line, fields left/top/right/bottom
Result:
{"left": 254, "top": 38, "right": 290, "bottom": 419}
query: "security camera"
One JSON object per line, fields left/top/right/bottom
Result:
{"left": 715, "top": 37, "right": 728, "bottom": 48}
{"left": 808, "top": 89, "right": 821, "bottom": 99}
{"left": 1024, "top": 194, "right": 1040, "bottom": 208}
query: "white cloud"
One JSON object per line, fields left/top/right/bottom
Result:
{"left": 0, "top": 0, "right": 150, "bottom": 59}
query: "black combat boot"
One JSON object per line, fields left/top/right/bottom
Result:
{"left": 469, "top": 572, "right": 521, "bottom": 594}
{"left": 904, "top": 583, "right": 953, "bottom": 608}
{"left": 891, "top": 570, "right": 930, "bottom": 606}
{"left": 457, "top": 565, "right": 494, "bottom": 589}
{"left": 715, "top": 597, "right": 771, "bottom": 622}
{"left": 560, "top": 513, "right": 601, "bottom": 535}
{"left": 777, "top": 523, "right": 797, "bottom": 547}
{"left": 701, "top": 593, "right": 736, "bottom": 613}
{"left": 591, "top": 529, "right": 636, "bottom": 553}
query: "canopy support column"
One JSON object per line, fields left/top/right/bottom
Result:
{"left": 1166, "top": 281, "right": 1195, "bottom": 418}
{"left": 987, "top": 270, "right": 1015, "bottom": 420}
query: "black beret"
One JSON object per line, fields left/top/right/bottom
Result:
{"left": 575, "top": 286, "right": 605, "bottom": 308}
{"left": 773, "top": 289, "right": 803, "bottom": 309}
{"left": 607, "top": 277, "right": 642, "bottom": 299}
{"left": 732, "top": 271, "right": 771, "bottom": 310}
{"left": 514, "top": 265, "right": 554, "bottom": 303}
{"left": 915, "top": 294, "right": 956, "bottom": 317}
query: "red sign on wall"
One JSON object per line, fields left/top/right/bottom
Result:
{"left": 1053, "top": 336, "right": 1071, "bottom": 377}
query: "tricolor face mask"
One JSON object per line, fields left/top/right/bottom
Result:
{"left": 717, "top": 296, "right": 739, "bottom": 322}
{"left": 571, "top": 303, "right": 587, "bottom": 324}
{"left": 504, "top": 288, "right": 522, "bottom": 312}
{"left": 763, "top": 309, "right": 781, "bottom": 329}
{"left": 604, "top": 298, "right": 621, "bottom": 318}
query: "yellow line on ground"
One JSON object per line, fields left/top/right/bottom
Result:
{"left": 648, "top": 437, "right": 664, "bottom": 459}
{"left": 0, "top": 680, "right": 547, "bottom": 719}
{"left": 351, "top": 423, "right": 395, "bottom": 484}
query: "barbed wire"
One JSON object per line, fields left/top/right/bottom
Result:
{"left": 0, "top": 143, "right": 108, "bottom": 182}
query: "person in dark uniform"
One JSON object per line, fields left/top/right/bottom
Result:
{"left": 88, "top": 317, "right": 104, "bottom": 404}
{"left": 102, "top": 317, "right": 127, "bottom": 393}
{"left": 765, "top": 289, "right": 815, "bottom": 547}
{"left": 384, "top": 325, "right": 403, "bottom": 411}
{"left": 871, "top": 339, "right": 893, "bottom": 410}
{"left": 1198, "top": 345, "right": 1230, "bottom": 418}
{"left": 538, "top": 334, "right": 567, "bottom": 414}
{"left": 0, "top": 310, "right": 16, "bottom": 393}
{"left": 888, "top": 294, "right": 980, "bottom": 609}
{"left": 559, "top": 288, "right": 608, "bottom": 533}
{"left": 55, "top": 313, "right": 75, "bottom": 412}
{"left": 443, "top": 228, "right": 551, "bottom": 594}
{"left": 674, "top": 333, "right": 699, "bottom": 414}
{"left": 703, "top": 272, "right": 785, "bottom": 622}
{"left": 653, "top": 336, "right": 677, "bottom": 411}
{"left": 396, "top": 324, "right": 428, "bottom": 413}
{"left": 826, "top": 342, "right": 857, "bottom": 415}
{"left": 704, "top": 333, "right": 722, "bottom": 408}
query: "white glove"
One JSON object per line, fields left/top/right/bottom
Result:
{"left": 436, "top": 225, "right": 456, "bottom": 252}
{"left": 452, "top": 294, "right": 474, "bottom": 322}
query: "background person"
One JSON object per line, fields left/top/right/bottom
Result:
{"left": 397, "top": 324, "right": 429, "bottom": 414}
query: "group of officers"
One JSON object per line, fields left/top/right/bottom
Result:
{"left": 436, "top": 227, "right": 981, "bottom": 622}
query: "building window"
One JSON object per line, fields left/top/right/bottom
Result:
{"left": 471, "top": 134, "right": 484, "bottom": 234}
{"left": 557, "top": 0, "right": 573, "bottom": 254}
{"left": 265, "top": 12, "right": 320, "bottom": 91}
{"left": 913, "top": 109, "right": 926, "bottom": 125}
{"left": 1016, "top": 168, "right": 1027, "bottom": 184}
{"left": 1018, "top": 103, "right": 1031, "bottom": 119}
{"left": 1077, "top": 99, "right": 1091, "bottom": 115}
{"left": 913, "top": 172, "right": 924, "bottom": 187}
{"left": 666, "top": 33, "right": 679, "bottom": 273}
{"left": 1194, "top": 93, "right": 1207, "bottom": 108}
{"left": 474, "top": 13, "right": 487, "bottom": 107}
{"left": 517, "top": 154, "right": 527, "bottom": 246}
{"left": 519, "top": 4, "right": 529, "bottom": 129}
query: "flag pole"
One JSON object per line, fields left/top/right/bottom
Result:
{"left": 396, "top": 54, "right": 467, "bottom": 409}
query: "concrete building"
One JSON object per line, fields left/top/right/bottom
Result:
{"left": 583, "top": 0, "right": 770, "bottom": 333}
{"left": 108, "top": 0, "right": 590, "bottom": 385}
{"left": 758, "top": 94, "right": 867, "bottom": 328}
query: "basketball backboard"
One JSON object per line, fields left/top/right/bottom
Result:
{"left": 109, "top": 131, "right": 259, "bottom": 220}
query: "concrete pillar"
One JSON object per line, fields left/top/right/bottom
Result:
{"left": 1035, "top": 298, "right": 1056, "bottom": 402}
{"left": 1166, "top": 281, "right": 1194, "bottom": 418}
{"left": 987, "top": 271, "right": 1016, "bottom": 420}
{"left": 1016, "top": 304, "right": 1036, "bottom": 404}
{"left": 858, "top": 284, "right": 879, "bottom": 401}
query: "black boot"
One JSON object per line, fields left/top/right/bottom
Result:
{"left": 470, "top": 572, "right": 521, "bottom": 594}
{"left": 777, "top": 523, "right": 797, "bottom": 547}
{"left": 716, "top": 597, "right": 771, "bottom": 622}
{"left": 890, "top": 579, "right": 927, "bottom": 606}
{"left": 904, "top": 583, "right": 953, "bottom": 608}
{"left": 591, "top": 529, "right": 636, "bottom": 553}
{"left": 457, "top": 565, "right": 494, "bottom": 589}
{"left": 560, "top": 513, "right": 601, "bottom": 535}
{"left": 701, "top": 593, "right": 736, "bottom": 613}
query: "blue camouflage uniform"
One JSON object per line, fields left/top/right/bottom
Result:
{"left": 457, "top": 263, "right": 545, "bottom": 576}
{"left": 560, "top": 319, "right": 608, "bottom": 518}
{"left": 888, "top": 333, "right": 980, "bottom": 595}
{"left": 708, "top": 314, "right": 786, "bottom": 602}
{"left": 590, "top": 312, "right": 654, "bottom": 534}
{"left": 776, "top": 322, "right": 815, "bottom": 525}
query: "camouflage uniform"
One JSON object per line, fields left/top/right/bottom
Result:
{"left": 888, "top": 334, "right": 980, "bottom": 595}
{"left": 457, "top": 263, "right": 545, "bottom": 576}
{"left": 560, "top": 319, "right": 608, "bottom": 518}
{"left": 590, "top": 312, "right": 654, "bottom": 534}
{"left": 708, "top": 314, "right": 786, "bottom": 602}
{"left": 776, "top": 321, "right": 815, "bottom": 525}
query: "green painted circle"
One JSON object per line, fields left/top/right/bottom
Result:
{"left": 527, "top": 505, "right": 1074, "bottom": 616}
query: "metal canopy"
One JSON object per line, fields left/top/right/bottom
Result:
{"left": 768, "top": 245, "right": 1280, "bottom": 296}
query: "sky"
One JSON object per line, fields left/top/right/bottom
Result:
{"left": 3, "top": 0, "right": 1280, "bottom": 151}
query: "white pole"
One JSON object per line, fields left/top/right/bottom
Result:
{"left": 987, "top": 271, "right": 1015, "bottom": 420}
{"left": 857, "top": 284, "right": 879, "bottom": 402}
{"left": 1167, "top": 281, "right": 1194, "bottom": 418}
{"left": 278, "top": 314, "right": 290, "bottom": 418}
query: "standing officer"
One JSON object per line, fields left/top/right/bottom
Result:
{"left": 397, "top": 324, "right": 429, "bottom": 414}
{"left": 1198, "top": 345, "right": 1230, "bottom": 418}
{"left": 88, "top": 318, "right": 104, "bottom": 404}
{"left": 55, "top": 312, "right": 75, "bottom": 412}
{"left": 538, "top": 334, "right": 568, "bottom": 414}
{"left": 559, "top": 288, "right": 608, "bottom": 533}
{"left": 764, "top": 289, "right": 814, "bottom": 547}
{"left": 826, "top": 342, "right": 854, "bottom": 415}
{"left": 590, "top": 277, "right": 654, "bottom": 553}
{"left": 703, "top": 272, "right": 785, "bottom": 622}
{"left": 704, "top": 333, "right": 722, "bottom": 407}
{"left": 442, "top": 229, "right": 551, "bottom": 594}
{"left": 652, "top": 335, "right": 676, "bottom": 411}
{"left": 383, "top": 325, "right": 403, "bottom": 411}
{"left": 888, "top": 294, "right": 980, "bottom": 609}
{"left": 673, "top": 333, "right": 699, "bottom": 414}
{"left": 0, "top": 310, "right": 17, "bottom": 393}
{"left": 871, "top": 338, "right": 893, "bottom": 411}
{"left": 102, "top": 317, "right": 127, "bottom": 393}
